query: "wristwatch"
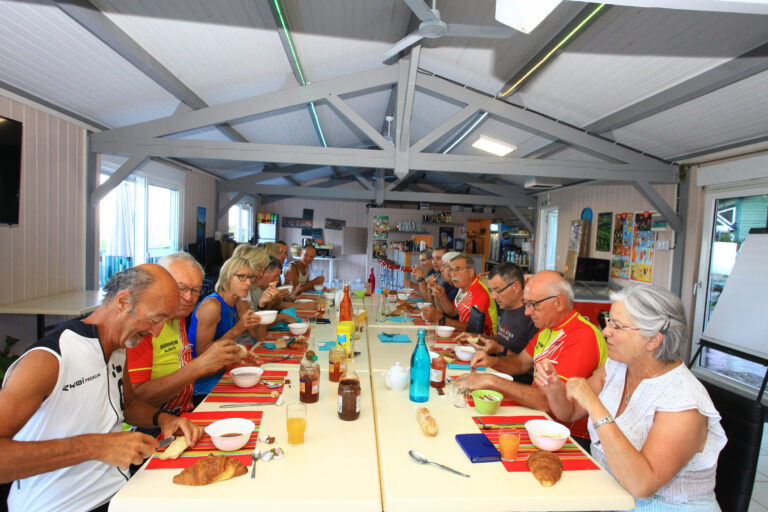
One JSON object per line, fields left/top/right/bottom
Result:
{"left": 416, "top": 277, "right": 425, "bottom": 283}
{"left": 152, "top": 409, "right": 172, "bottom": 427}
{"left": 593, "top": 414, "right": 615, "bottom": 429}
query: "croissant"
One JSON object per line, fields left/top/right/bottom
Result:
{"left": 172, "top": 454, "right": 248, "bottom": 486}
{"left": 526, "top": 450, "right": 563, "bottom": 487}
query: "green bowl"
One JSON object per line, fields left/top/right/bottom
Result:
{"left": 472, "top": 389, "right": 503, "bottom": 415}
{"left": 354, "top": 289, "right": 366, "bottom": 298}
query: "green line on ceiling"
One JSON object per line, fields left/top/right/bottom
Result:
{"left": 309, "top": 101, "right": 328, "bottom": 148}
{"left": 500, "top": 3, "right": 606, "bottom": 97}
{"left": 273, "top": 0, "right": 307, "bottom": 86}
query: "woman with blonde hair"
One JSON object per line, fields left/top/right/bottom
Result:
{"left": 189, "top": 256, "right": 264, "bottom": 395}
{"left": 535, "top": 284, "right": 726, "bottom": 510}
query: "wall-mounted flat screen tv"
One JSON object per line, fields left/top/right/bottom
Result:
{"left": 0, "top": 115, "right": 22, "bottom": 225}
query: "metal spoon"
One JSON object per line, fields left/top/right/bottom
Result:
{"left": 251, "top": 449, "right": 260, "bottom": 479}
{"left": 408, "top": 450, "right": 469, "bottom": 478}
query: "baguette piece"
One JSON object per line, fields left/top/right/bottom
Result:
{"left": 159, "top": 436, "right": 189, "bottom": 460}
{"left": 416, "top": 407, "right": 438, "bottom": 437}
{"left": 526, "top": 450, "right": 563, "bottom": 487}
{"left": 172, "top": 454, "right": 247, "bottom": 486}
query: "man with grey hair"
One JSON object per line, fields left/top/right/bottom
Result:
{"left": 408, "top": 249, "right": 435, "bottom": 297}
{"left": 455, "top": 270, "right": 606, "bottom": 449}
{"left": 423, "top": 253, "right": 497, "bottom": 336}
{"left": 127, "top": 252, "right": 258, "bottom": 414}
{"left": 0, "top": 264, "right": 202, "bottom": 512}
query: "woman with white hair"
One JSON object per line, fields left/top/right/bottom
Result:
{"left": 535, "top": 284, "right": 726, "bottom": 511}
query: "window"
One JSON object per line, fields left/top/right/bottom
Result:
{"left": 99, "top": 173, "right": 181, "bottom": 287}
{"left": 229, "top": 203, "right": 252, "bottom": 243}
{"left": 693, "top": 187, "right": 768, "bottom": 393}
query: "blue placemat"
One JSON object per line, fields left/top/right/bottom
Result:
{"left": 378, "top": 333, "right": 411, "bottom": 343}
{"left": 268, "top": 307, "right": 297, "bottom": 331}
{"left": 447, "top": 363, "right": 486, "bottom": 371}
{"left": 385, "top": 316, "right": 409, "bottom": 323}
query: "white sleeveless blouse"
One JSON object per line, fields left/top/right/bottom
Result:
{"left": 588, "top": 358, "right": 727, "bottom": 505}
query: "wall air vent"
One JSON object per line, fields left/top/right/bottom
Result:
{"left": 524, "top": 177, "right": 562, "bottom": 190}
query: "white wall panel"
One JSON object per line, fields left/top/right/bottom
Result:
{"left": 0, "top": 94, "right": 86, "bottom": 350}
{"left": 183, "top": 170, "right": 217, "bottom": 246}
{"left": 262, "top": 198, "right": 369, "bottom": 284}
{"left": 542, "top": 182, "right": 677, "bottom": 289}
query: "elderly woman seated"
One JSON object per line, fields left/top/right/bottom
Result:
{"left": 535, "top": 284, "right": 726, "bottom": 511}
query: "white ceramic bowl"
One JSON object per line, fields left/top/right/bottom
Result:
{"left": 453, "top": 345, "right": 476, "bottom": 361}
{"left": 400, "top": 287, "right": 415, "bottom": 295}
{"left": 230, "top": 366, "right": 264, "bottom": 388}
{"left": 524, "top": 419, "right": 570, "bottom": 452}
{"left": 288, "top": 322, "right": 309, "bottom": 335}
{"left": 205, "top": 417, "right": 256, "bottom": 451}
{"left": 278, "top": 285, "right": 293, "bottom": 293}
{"left": 397, "top": 292, "right": 409, "bottom": 301}
{"left": 257, "top": 310, "right": 278, "bottom": 324}
{"left": 435, "top": 325, "right": 456, "bottom": 338}
{"left": 313, "top": 284, "right": 324, "bottom": 291}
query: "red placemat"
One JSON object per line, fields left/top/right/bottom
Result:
{"left": 251, "top": 347, "right": 304, "bottom": 364}
{"left": 472, "top": 415, "right": 598, "bottom": 472}
{"left": 146, "top": 410, "right": 262, "bottom": 469}
{"left": 203, "top": 370, "right": 288, "bottom": 403}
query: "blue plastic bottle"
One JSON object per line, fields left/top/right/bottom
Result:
{"left": 409, "top": 328, "right": 430, "bottom": 402}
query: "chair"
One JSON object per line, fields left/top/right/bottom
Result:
{"left": 701, "top": 379, "right": 765, "bottom": 512}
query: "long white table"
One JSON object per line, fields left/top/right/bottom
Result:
{"left": 110, "top": 307, "right": 635, "bottom": 511}
{"left": 0, "top": 290, "right": 103, "bottom": 338}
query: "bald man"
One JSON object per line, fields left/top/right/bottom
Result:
{"left": 455, "top": 270, "right": 606, "bottom": 449}
{"left": 0, "top": 264, "right": 202, "bottom": 512}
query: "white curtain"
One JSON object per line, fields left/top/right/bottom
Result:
{"left": 106, "top": 182, "right": 134, "bottom": 258}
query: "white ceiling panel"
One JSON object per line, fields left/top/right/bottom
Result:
{"left": 93, "top": 0, "right": 296, "bottom": 106}
{"left": 515, "top": 6, "right": 768, "bottom": 128}
{"left": 611, "top": 69, "right": 768, "bottom": 161}
{"left": 409, "top": 88, "right": 465, "bottom": 144}
{"left": 228, "top": 105, "right": 321, "bottom": 147}
{"left": 0, "top": 0, "right": 178, "bottom": 127}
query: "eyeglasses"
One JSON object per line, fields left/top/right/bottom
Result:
{"left": 450, "top": 266, "right": 470, "bottom": 273}
{"left": 605, "top": 317, "right": 642, "bottom": 331}
{"left": 522, "top": 295, "right": 557, "bottom": 311}
{"left": 490, "top": 281, "right": 516, "bottom": 295}
{"left": 178, "top": 286, "right": 202, "bottom": 297}
{"left": 233, "top": 273, "right": 258, "bottom": 282}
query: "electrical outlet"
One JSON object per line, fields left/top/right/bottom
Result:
{"left": 655, "top": 240, "right": 670, "bottom": 250}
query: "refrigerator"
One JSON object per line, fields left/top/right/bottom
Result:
{"left": 257, "top": 213, "right": 278, "bottom": 244}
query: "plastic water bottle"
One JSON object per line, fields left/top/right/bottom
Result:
{"left": 409, "top": 328, "right": 430, "bottom": 403}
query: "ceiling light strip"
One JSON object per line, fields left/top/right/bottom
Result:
{"left": 442, "top": 112, "right": 488, "bottom": 154}
{"left": 499, "top": 3, "right": 606, "bottom": 97}
{"left": 272, "top": 0, "right": 327, "bottom": 148}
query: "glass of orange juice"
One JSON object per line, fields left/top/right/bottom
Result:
{"left": 286, "top": 403, "right": 307, "bottom": 445}
{"left": 499, "top": 429, "right": 520, "bottom": 461}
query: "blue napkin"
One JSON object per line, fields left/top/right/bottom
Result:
{"left": 268, "top": 307, "right": 298, "bottom": 331}
{"left": 378, "top": 333, "right": 411, "bottom": 343}
{"left": 407, "top": 298, "right": 421, "bottom": 302}
{"left": 385, "top": 316, "right": 409, "bottom": 323}
{"left": 261, "top": 342, "right": 276, "bottom": 349}
{"left": 447, "top": 363, "right": 486, "bottom": 371}
{"left": 317, "top": 341, "right": 336, "bottom": 351}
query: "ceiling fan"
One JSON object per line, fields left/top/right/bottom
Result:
{"left": 383, "top": 0, "right": 517, "bottom": 60}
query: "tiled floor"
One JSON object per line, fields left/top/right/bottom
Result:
{"left": 749, "top": 428, "right": 768, "bottom": 511}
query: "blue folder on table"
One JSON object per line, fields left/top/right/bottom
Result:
{"left": 455, "top": 433, "right": 501, "bottom": 463}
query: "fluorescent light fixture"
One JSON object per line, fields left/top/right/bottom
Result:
{"left": 495, "top": 0, "right": 563, "bottom": 34}
{"left": 472, "top": 135, "right": 517, "bottom": 157}
{"left": 490, "top": 223, "right": 500, "bottom": 232}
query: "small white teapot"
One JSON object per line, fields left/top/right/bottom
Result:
{"left": 384, "top": 362, "right": 409, "bottom": 390}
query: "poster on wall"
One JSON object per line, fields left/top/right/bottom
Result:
{"left": 439, "top": 227, "right": 454, "bottom": 249}
{"left": 302, "top": 208, "right": 314, "bottom": 221}
{"left": 196, "top": 206, "right": 206, "bottom": 246}
{"left": 373, "top": 239, "right": 387, "bottom": 259}
{"left": 596, "top": 212, "right": 612, "bottom": 252}
{"left": 611, "top": 213, "right": 632, "bottom": 279}
{"left": 282, "top": 217, "right": 312, "bottom": 228}
{"left": 374, "top": 216, "right": 389, "bottom": 239}
{"left": 325, "top": 218, "right": 345, "bottom": 230}
{"left": 631, "top": 212, "right": 655, "bottom": 283}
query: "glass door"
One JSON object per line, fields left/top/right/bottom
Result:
{"left": 692, "top": 185, "right": 768, "bottom": 390}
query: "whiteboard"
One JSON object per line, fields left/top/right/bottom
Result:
{"left": 703, "top": 233, "right": 768, "bottom": 360}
